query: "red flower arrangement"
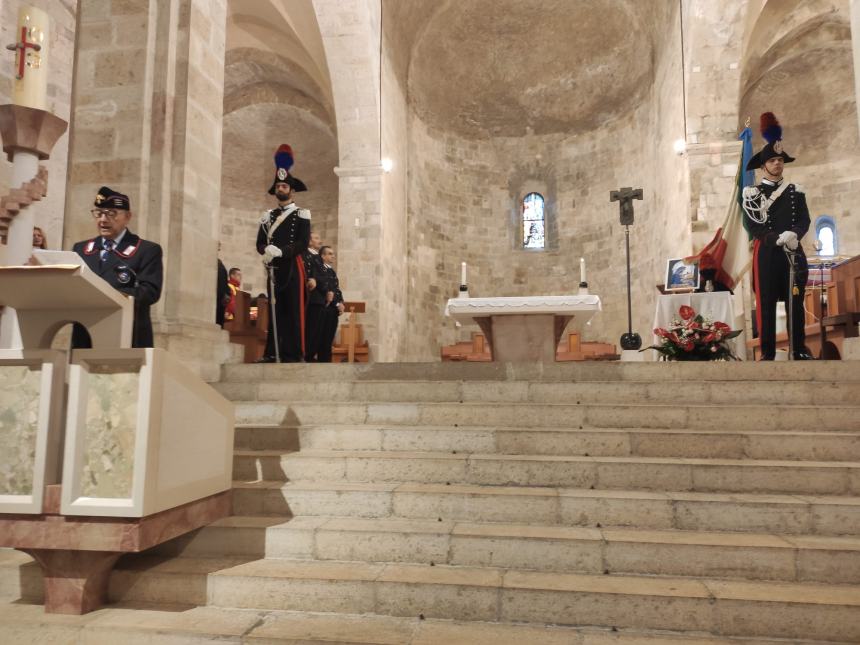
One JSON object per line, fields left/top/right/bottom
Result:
{"left": 644, "top": 305, "right": 741, "bottom": 361}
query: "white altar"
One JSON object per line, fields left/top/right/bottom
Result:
{"left": 445, "top": 294, "right": 602, "bottom": 362}
{"left": 652, "top": 291, "right": 746, "bottom": 360}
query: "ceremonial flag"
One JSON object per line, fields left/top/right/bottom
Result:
{"left": 722, "top": 126, "right": 755, "bottom": 284}
{"left": 685, "top": 127, "right": 754, "bottom": 290}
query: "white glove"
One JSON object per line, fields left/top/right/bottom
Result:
{"left": 785, "top": 232, "right": 799, "bottom": 251}
{"left": 775, "top": 231, "right": 789, "bottom": 247}
{"left": 262, "top": 244, "right": 283, "bottom": 264}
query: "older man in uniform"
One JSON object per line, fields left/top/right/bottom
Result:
{"left": 742, "top": 113, "right": 812, "bottom": 360}
{"left": 256, "top": 145, "right": 311, "bottom": 362}
{"left": 71, "top": 186, "right": 164, "bottom": 348}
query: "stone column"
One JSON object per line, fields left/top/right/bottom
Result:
{"left": 852, "top": 0, "right": 860, "bottom": 137}
{"left": 314, "top": 0, "right": 409, "bottom": 362}
{"left": 64, "top": 0, "right": 229, "bottom": 380}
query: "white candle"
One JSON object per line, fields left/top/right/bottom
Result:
{"left": 580, "top": 257, "right": 586, "bottom": 283}
{"left": 11, "top": 7, "right": 49, "bottom": 111}
{"left": 460, "top": 262, "right": 467, "bottom": 285}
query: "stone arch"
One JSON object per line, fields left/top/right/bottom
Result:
{"left": 219, "top": 1, "right": 339, "bottom": 298}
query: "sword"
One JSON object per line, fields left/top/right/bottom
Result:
{"left": 267, "top": 261, "right": 281, "bottom": 363}
{"left": 784, "top": 246, "right": 797, "bottom": 361}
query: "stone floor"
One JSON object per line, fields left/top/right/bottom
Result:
{"left": 2, "top": 361, "right": 860, "bottom": 643}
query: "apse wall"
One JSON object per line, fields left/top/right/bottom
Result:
{"left": 392, "top": 1, "right": 689, "bottom": 360}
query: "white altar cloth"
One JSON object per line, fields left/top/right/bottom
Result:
{"left": 445, "top": 294, "right": 602, "bottom": 323}
{"left": 652, "top": 292, "right": 745, "bottom": 360}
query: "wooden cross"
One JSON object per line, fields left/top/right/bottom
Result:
{"left": 6, "top": 26, "right": 42, "bottom": 80}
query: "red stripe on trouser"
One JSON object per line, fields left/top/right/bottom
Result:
{"left": 752, "top": 238, "right": 763, "bottom": 359}
{"left": 297, "top": 256, "right": 306, "bottom": 355}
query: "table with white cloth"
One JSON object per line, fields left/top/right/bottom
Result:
{"left": 445, "top": 294, "right": 602, "bottom": 362}
{"left": 652, "top": 291, "right": 745, "bottom": 360}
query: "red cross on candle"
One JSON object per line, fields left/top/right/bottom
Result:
{"left": 5, "top": 26, "right": 42, "bottom": 80}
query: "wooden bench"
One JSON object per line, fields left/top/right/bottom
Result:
{"left": 441, "top": 332, "right": 618, "bottom": 362}
{"left": 224, "top": 291, "right": 268, "bottom": 362}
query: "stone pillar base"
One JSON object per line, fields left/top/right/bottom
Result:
{"left": 22, "top": 549, "right": 120, "bottom": 615}
{"left": 153, "top": 318, "right": 238, "bottom": 381}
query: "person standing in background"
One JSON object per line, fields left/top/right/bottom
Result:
{"left": 310, "top": 245, "right": 344, "bottom": 363}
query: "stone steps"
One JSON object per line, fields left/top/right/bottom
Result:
{"left": 220, "top": 360, "right": 860, "bottom": 384}
{"left": 92, "top": 556, "right": 860, "bottom": 642}
{"left": 235, "top": 423, "right": 860, "bottom": 460}
{"left": 233, "top": 400, "right": 860, "bottom": 432}
{"left": 231, "top": 449, "right": 860, "bottom": 495}
{"left": 150, "top": 515, "right": 860, "bottom": 584}
{"left": 0, "top": 601, "right": 836, "bottom": 645}
{"left": 214, "top": 378, "right": 860, "bottom": 406}
{"left": 7, "top": 360, "right": 860, "bottom": 643}
{"left": 230, "top": 480, "right": 860, "bottom": 536}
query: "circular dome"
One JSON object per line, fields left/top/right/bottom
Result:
{"left": 407, "top": 0, "right": 655, "bottom": 138}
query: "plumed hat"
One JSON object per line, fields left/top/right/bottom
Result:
{"left": 268, "top": 144, "right": 307, "bottom": 194}
{"left": 745, "top": 112, "right": 795, "bottom": 171}
{"left": 94, "top": 186, "right": 130, "bottom": 210}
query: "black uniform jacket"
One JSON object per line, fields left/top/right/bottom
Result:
{"left": 256, "top": 205, "right": 311, "bottom": 285}
{"left": 746, "top": 181, "right": 810, "bottom": 283}
{"left": 746, "top": 181, "right": 810, "bottom": 249}
{"left": 309, "top": 263, "right": 344, "bottom": 308}
{"left": 303, "top": 250, "right": 325, "bottom": 296}
{"left": 73, "top": 231, "right": 164, "bottom": 347}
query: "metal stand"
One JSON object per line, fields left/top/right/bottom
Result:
{"left": 610, "top": 187, "right": 643, "bottom": 351}
{"left": 267, "top": 263, "right": 281, "bottom": 363}
{"left": 620, "top": 225, "right": 641, "bottom": 350}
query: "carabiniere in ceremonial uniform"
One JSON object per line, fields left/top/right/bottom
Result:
{"left": 256, "top": 144, "right": 311, "bottom": 362}
{"left": 742, "top": 112, "right": 812, "bottom": 360}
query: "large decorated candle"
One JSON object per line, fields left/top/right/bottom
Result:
{"left": 8, "top": 7, "right": 49, "bottom": 110}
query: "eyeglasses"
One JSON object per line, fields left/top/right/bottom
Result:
{"left": 91, "top": 209, "right": 121, "bottom": 220}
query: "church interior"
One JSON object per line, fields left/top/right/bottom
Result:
{"left": 1, "top": 0, "right": 860, "bottom": 643}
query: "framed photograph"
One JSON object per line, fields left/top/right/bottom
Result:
{"left": 665, "top": 258, "right": 700, "bottom": 292}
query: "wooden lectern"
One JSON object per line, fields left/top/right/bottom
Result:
{"left": 0, "top": 264, "right": 133, "bottom": 349}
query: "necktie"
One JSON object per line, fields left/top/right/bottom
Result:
{"left": 100, "top": 238, "right": 116, "bottom": 262}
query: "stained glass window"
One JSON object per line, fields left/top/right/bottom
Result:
{"left": 522, "top": 192, "right": 545, "bottom": 249}
{"left": 815, "top": 216, "right": 837, "bottom": 256}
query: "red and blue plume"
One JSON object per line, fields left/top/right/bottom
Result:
{"left": 759, "top": 112, "right": 782, "bottom": 144}
{"left": 274, "top": 144, "right": 294, "bottom": 171}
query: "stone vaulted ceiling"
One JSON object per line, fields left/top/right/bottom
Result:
{"left": 221, "top": 0, "right": 338, "bottom": 210}
{"left": 387, "top": 0, "right": 660, "bottom": 139}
